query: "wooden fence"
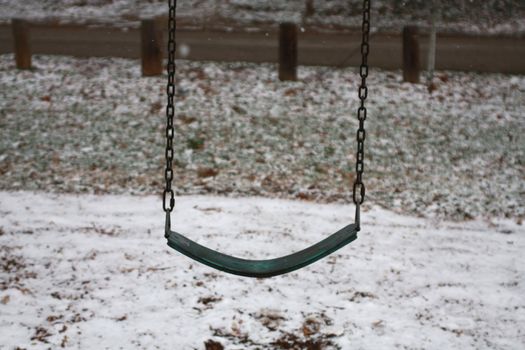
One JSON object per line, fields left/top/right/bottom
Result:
{"left": 1, "top": 19, "right": 524, "bottom": 77}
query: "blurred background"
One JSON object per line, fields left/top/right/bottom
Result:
{"left": 0, "top": 0, "right": 523, "bottom": 219}
{"left": 1, "top": 0, "right": 524, "bottom": 33}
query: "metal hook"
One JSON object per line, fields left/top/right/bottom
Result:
{"left": 165, "top": 211, "right": 171, "bottom": 238}
{"left": 355, "top": 202, "right": 361, "bottom": 231}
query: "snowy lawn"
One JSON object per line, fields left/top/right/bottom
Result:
{"left": 1, "top": 0, "right": 524, "bottom": 35}
{"left": 0, "top": 54, "right": 523, "bottom": 220}
{"left": 0, "top": 191, "right": 523, "bottom": 349}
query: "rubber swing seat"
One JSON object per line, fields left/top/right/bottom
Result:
{"left": 166, "top": 223, "right": 358, "bottom": 278}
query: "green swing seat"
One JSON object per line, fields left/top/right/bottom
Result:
{"left": 161, "top": 0, "right": 371, "bottom": 278}
{"left": 166, "top": 224, "right": 358, "bottom": 278}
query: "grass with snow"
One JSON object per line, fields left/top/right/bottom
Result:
{"left": 0, "top": 54, "right": 523, "bottom": 220}
{"left": 1, "top": 0, "right": 524, "bottom": 35}
{"left": 0, "top": 192, "right": 523, "bottom": 349}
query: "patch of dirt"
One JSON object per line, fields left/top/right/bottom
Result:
{"left": 198, "top": 296, "right": 222, "bottom": 306}
{"left": 252, "top": 309, "right": 287, "bottom": 331}
{"left": 271, "top": 332, "right": 339, "bottom": 350}
{"left": 30, "top": 327, "right": 52, "bottom": 344}
{"left": 0, "top": 252, "right": 36, "bottom": 293}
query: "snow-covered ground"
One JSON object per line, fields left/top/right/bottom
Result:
{"left": 0, "top": 191, "right": 523, "bottom": 349}
{"left": 1, "top": 0, "right": 524, "bottom": 35}
{"left": 0, "top": 4, "right": 523, "bottom": 346}
{"left": 0, "top": 54, "right": 523, "bottom": 220}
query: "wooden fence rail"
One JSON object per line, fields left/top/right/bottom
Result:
{"left": 2, "top": 20, "right": 525, "bottom": 75}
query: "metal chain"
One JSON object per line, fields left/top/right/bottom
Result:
{"left": 163, "top": 0, "right": 177, "bottom": 213}
{"left": 353, "top": 0, "right": 371, "bottom": 225}
{"left": 162, "top": 0, "right": 370, "bottom": 222}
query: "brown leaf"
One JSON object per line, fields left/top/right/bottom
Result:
{"left": 284, "top": 88, "right": 299, "bottom": 96}
{"left": 427, "top": 82, "right": 438, "bottom": 93}
{"left": 61, "top": 335, "right": 68, "bottom": 348}
{"left": 296, "top": 192, "right": 313, "bottom": 201}
{"left": 31, "top": 327, "right": 52, "bottom": 343}
{"left": 51, "top": 153, "right": 61, "bottom": 166}
{"left": 232, "top": 105, "right": 246, "bottom": 115}
{"left": 179, "top": 114, "right": 197, "bottom": 124}
{"left": 198, "top": 83, "right": 216, "bottom": 95}
{"left": 253, "top": 309, "right": 286, "bottom": 331}
{"left": 197, "top": 167, "right": 219, "bottom": 178}
{"left": 193, "top": 206, "right": 222, "bottom": 213}
{"left": 349, "top": 291, "right": 377, "bottom": 302}
{"left": 150, "top": 101, "right": 163, "bottom": 113}
{"left": 50, "top": 292, "right": 62, "bottom": 300}
{"left": 303, "top": 318, "right": 321, "bottom": 337}
{"left": 1, "top": 295, "right": 9, "bottom": 304}
{"left": 46, "top": 315, "right": 63, "bottom": 322}
{"left": 372, "top": 319, "right": 384, "bottom": 328}
{"left": 204, "top": 340, "right": 224, "bottom": 350}
{"left": 198, "top": 296, "right": 222, "bottom": 306}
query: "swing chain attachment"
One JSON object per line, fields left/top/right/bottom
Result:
{"left": 163, "top": 0, "right": 177, "bottom": 214}
{"left": 353, "top": 0, "right": 371, "bottom": 230}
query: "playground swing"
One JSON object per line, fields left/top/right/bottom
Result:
{"left": 162, "top": 0, "right": 372, "bottom": 278}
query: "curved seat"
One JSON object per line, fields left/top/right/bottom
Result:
{"left": 166, "top": 224, "right": 358, "bottom": 278}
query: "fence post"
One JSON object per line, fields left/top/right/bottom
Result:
{"left": 141, "top": 18, "right": 163, "bottom": 77}
{"left": 305, "top": 0, "right": 315, "bottom": 17}
{"left": 402, "top": 25, "right": 420, "bottom": 83}
{"left": 279, "top": 22, "right": 298, "bottom": 81}
{"left": 426, "top": 2, "right": 438, "bottom": 89}
{"left": 12, "top": 19, "right": 31, "bottom": 70}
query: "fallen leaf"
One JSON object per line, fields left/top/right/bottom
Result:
{"left": 204, "top": 340, "right": 224, "bottom": 350}
{"left": 197, "top": 167, "right": 219, "bottom": 178}
{"left": 61, "top": 335, "right": 68, "bottom": 348}
{"left": 303, "top": 318, "right": 321, "bottom": 337}
{"left": 198, "top": 296, "right": 222, "bottom": 306}
{"left": 372, "top": 320, "right": 384, "bottom": 328}
{"left": 46, "top": 315, "right": 63, "bottom": 322}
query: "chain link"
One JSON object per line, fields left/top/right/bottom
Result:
{"left": 163, "top": 0, "right": 370, "bottom": 212}
{"left": 163, "top": 0, "right": 177, "bottom": 212}
{"left": 353, "top": 0, "right": 371, "bottom": 206}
